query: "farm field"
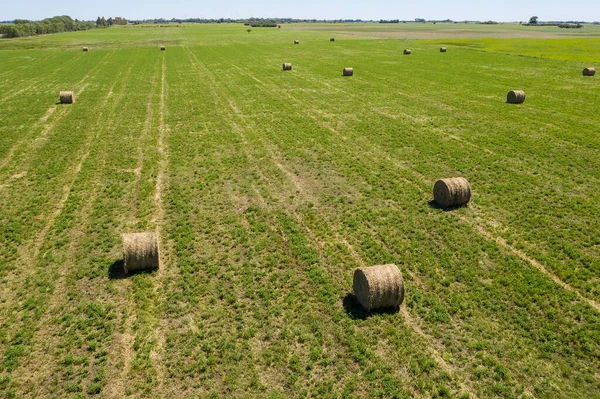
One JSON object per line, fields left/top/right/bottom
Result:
{"left": 0, "top": 23, "right": 599, "bottom": 398}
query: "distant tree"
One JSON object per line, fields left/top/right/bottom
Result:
{"left": 107, "top": 17, "right": 113, "bottom": 26}
{"left": 96, "top": 17, "right": 102, "bottom": 26}
{"left": 100, "top": 17, "right": 107, "bottom": 26}
{"left": 529, "top": 16, "right": 538, "bottom": 24}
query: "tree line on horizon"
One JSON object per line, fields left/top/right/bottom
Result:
{"left": 1, "top": 15, "right": 598, "bottom": 39}
{"left": 0, "top": 15, "right": 127, "bottom": 39}
{"left": 0, "top": 16, "right": 95, "bottom": 38}
{"left": 96, "top": 16, "right": 128, "bottom": 27}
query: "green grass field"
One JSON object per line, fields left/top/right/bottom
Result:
{"left": 0, "top": 23, "right": 599, "bottom": 398}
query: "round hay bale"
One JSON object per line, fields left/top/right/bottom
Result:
{"left": 404, "top": 49, "right": 411, "bottom": 55}
{"left": 343, "top": 67, "right": 353, "bottom": 76}
{"left": 83, "top": 47, "right": 89, "bottom": 52}
{"left": 160, "top": 46, "right": 166, "bottom": 51}
{"left": 294, "top": 40, "right": 299, "bottom": 44}
{"left": 59, "top": 91, "right": 74, "bottom": 104}
{"left": 440, "top": 47, "right": 447, "bottom": 52}
{"left": 282, "top": 63, "right": 292, "bottom": 71}
{"left": 583, "top": 67, "right": 596, "bottom": 76}
{"left": 433, "top": 177, "right": 471, "bottom": 207}
{"left": 330, "top": 38, "right": 335, "bottom": 42}
{"left": 506, "top": 90, "right": 526, "bottom": 104}
{"left": 122, "top": 232, "right": 159, "bottom": 274}
{"left": 353, "top": 264, "right": 404, "bottom": 311}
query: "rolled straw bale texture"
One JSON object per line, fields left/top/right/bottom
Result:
{"left": 294, "top": 40, "right": 299, "bottom": 44}
{"left": 330, "top": 38, "right": 335, "bottom": 41}
{"left": 160, "top": 46, "right": 166, "bottom": 51}
{"left": 83, "top": 47, "right": 89, "bottom": 52}
{"left": 440, "top": 47, "right": 447, "bottom": 52}
{"left": 433, "top": 177, "right": 471, "bottom": 207}
{"left": 59, "top": 91, "right": 74, "bottom": 104}
{"left": 122, "top": 232, "right": 159, "bottom": 274}
{"left": 282, "top": 63, "right": 292, "bottom": 71}
{"left": 404, "top": 49, "right": 411, "bottom": 55}
{"left": 583, "top": 67, "right": 596, "bottom": 76}
{"left": 353, "top": 264, "right": 405, "bottom": 311}
{"left": 343, "top": 67, "right": 354, "bottom": 76}
{"left": 507, "top": 90, "right": 526, "bottom": 104}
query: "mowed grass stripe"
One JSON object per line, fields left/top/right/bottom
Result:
{"left": 0, "top": 50, "right": 109, "bottom": 167}
{"left": 155, "top": 47, "right": 442, "bottom": 399}
{"left": 0, "top": 50, "right": 116, "bottom": 288}
{"left": 113, "top": 52, "right": 165, "bottom": 398}
{"left": 5, "top": 52, "right": 141, "bottom": 397}
{"left": 0, "top": 50, "right": 112, "bottom": 172}
{"left": 64, "top": 49, "right": 164, "bottom": 398}
{"left": 2, "top": 48, "right": 167, "bottom": 398}
{"left": 193, "top": 42, "right": 600, "bottom": 398}
{"left": 163, "top": 45, "right": 476, "bottom": 397}
{"left": 0, "top": 49, "right": 151, "bottom": 398}
{"left": 0, "top": 49, "right": 87, "bottom": 105}
{"left": 0, "top": 49, "right": 63, "bottom": 88}
{"left": 209, "top": 39, "right": 600, "bottom": 302}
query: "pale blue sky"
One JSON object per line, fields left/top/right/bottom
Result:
{"left": 2, "top": 0, "right": 598, "bottom": 22}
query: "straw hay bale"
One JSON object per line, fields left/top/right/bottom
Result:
{"left": 353, "top": 264, "right": 404, "bottom": 311}
{"left": 294, "top": 40, "right": 299, "bottom": 44}
{"left": 440, "top": 47, "right": 447, "bottom": 52}
{"left": 83, "top": 47, "right": 89, "bottom": 52}
{"left": 59, "top": 91, "right": 74, "bottom": 104}
{"left": 404, "top": 49, "right": 411, "bottom": 55}
{"left": 343, "top": 67, "right": 353, "bottom": 76}
{"left": 433, "top": 177, "right": 471, "bottom": 207}
{"left": 282, "top": 63, "right": 292, "bottom": 71}
{"left": 506, "top": 90, "right": 526, "bottom": 104}
{"left": 583, "top": 67, "right": 596, "bottom": 76}
{"left": 122, "top": 232, "right": 159, "bottom": 274}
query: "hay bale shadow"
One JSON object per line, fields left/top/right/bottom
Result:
{"left": 428, "top": 200, "right": 467, "bottom": 212}
{"left": 108, "top": 259, "right": 157, "bottom": 279}
{"left": 108, "top": 260, "right": 127, "bottom": 279}
{"left": 342, "top": 293, "right": 399, "bottom": 320}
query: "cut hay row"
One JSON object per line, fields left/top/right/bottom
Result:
{"left": 56, "top": 38, "right": 591, "bottom": 321}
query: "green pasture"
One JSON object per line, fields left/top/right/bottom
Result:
{"left": 0, "top": 23, "right": 599, "bottom": 398}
